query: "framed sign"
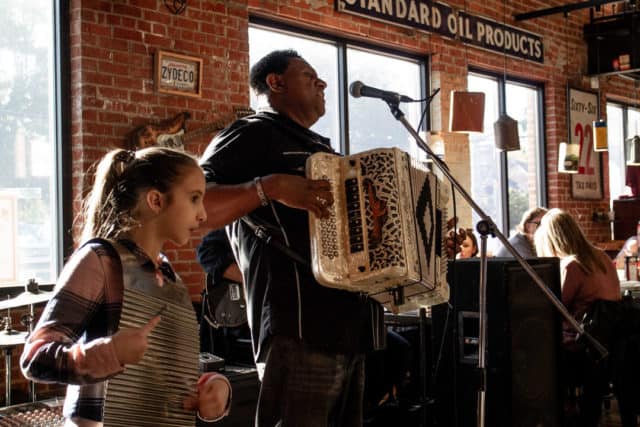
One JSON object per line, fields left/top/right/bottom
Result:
{"left": 155, "top": 50, "right": 202, "bottom": 97}
{"left": 568, "top": 86, "right": 603, "bottom": 200}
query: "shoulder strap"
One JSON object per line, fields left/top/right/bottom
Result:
{"left": 81, "top": 237, "right": 119, "bottom": 260}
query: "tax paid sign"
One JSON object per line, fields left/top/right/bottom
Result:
{"left": 568, "top": 87, "right": 602, "bottom": 200}
{"left": 336, "top": 0, "right": 544, "bottom": 63}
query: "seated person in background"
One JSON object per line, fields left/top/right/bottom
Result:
{"left": 614, "top": 235, "right": 638, "bottom": 270}
{"left": 456, "top": 228, "right": 478, "bottom": 259}
{"left": 494, "top": 207, "right": 547, "bottom": 258}
{"left": 197, "top": 228, "right": 251, "bottom": 362}
{"left": 534, "top": 208, "right": 620, "bottom": 427}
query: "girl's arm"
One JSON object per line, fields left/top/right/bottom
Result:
{"left": 20, "top": 245, "right": 125, "bottom": 385}
{"left": 183, "top": 372, "right": 232, "bottom": 423}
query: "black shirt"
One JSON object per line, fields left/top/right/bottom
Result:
{"left": 200, "top": 111, "right": 372, "bottom": 361}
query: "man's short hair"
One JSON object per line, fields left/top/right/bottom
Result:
{"left": 249, "top": 49, "right": 303, "bottom": 95}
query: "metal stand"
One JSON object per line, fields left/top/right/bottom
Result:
{"left": 382, "top": 99, "right": 608, "bottom": 427}
{"left": 418, "top": 307, "right": 428, "bottom": 427}
{"left": 28, "top": 304, "right": 36, "bottom": 402}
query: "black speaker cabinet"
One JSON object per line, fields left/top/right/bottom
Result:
{"left": 431, "top": 258, "right": 563, "bottom": 427}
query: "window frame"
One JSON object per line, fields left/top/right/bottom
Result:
{"left": 468, "top": 67, "right": 547, "bottom": 234}
{"left": 606, "top": 98, "right": 640, "bottom": 199}
{"left": 55, "top": 0, "right": 72, "bottom": 267}
{"left": 249, "top": 16, "right": 431, "bottom": 155}
{"left": 0, "top": 1, "right": 69, "bottom": 287}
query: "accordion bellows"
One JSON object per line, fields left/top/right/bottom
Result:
{"left": 307, "top": 148, "right": 449, "bottom": 312}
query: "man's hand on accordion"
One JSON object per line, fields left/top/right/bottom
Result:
{"left": 262, "top": 174, "right": 333, "bottom": 218}
{"left": 183, "top": 372, "right": 232, "bottom": 422}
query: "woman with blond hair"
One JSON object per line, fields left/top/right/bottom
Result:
{"left": 534, "top": 208, "right": 620, "bottom": 427}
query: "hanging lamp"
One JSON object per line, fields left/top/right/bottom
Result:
{"left": 449, "top": 0, "right": 485, "bottom": 133}
{"left": 493, "top": 0, "right": 519, "bottom": 151}
{"left": 558, "top": 142, "right": 580, "bottom": 173}
{"left": 449, "top": 91, "right": 485, "bottom": 132}
{"left": 593, "top": 119, "right": 608, "bottom": 151}
{"left": 626, "top": 136, "right": 640, "bottom": 165}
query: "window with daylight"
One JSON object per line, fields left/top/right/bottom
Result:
{"left": 248, "top": 22, "right": 428, "bottom": 156}
{"left": 0, "top": 1, "right": 65, "bottom": 286}
{"left": 607, "top": 101, "right": 640, "bottom": 200}
{"left": 467, "top": 72, "right": 546, "bottom": 251}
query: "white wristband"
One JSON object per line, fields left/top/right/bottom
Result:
{"left": 254, "top": 177, "right": 270, "bottom": 207}
{"left": 197, "top": 410, "right": 226, "bottom": 423}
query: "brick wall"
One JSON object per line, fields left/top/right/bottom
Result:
{"left": 4, "top": 0, "right": 637, "bottom": 407}
{"left": 66, "top": 0, "right": 637, "bottom": 291}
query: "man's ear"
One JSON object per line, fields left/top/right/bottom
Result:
{"left": 265, "top": 73, "right": 285, "bottom": 93}
{"left": 146, "top": 189, "right": 165, "bottom": 214}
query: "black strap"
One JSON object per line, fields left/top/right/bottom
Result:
{"left": 82, "top": 237, "right": 119, "bottom": 259}
{"left": 240, "top": 217, "right": 310, "bottom": 267}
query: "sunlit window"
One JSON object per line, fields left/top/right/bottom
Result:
{"left": 608, "top": 102, "right": 640, "bottom": 199}
{"left": 468, "top": 73, "right": 545, "bottom": 246}
{"left": 0, "top": 1, "right": 59, "bottom": 285}
{"left": 248, "top": 24, "right": 426, "bottom": 155}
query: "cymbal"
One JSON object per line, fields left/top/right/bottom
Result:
{"left": 0, "top": 289, "right": 53, "bottom": 311}
{"left": 0, "top": 330, "right": 28, "bottom": 348}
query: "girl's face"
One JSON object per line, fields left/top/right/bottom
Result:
{"left": 457, "top": 236, "right": 476, "bottom": 259}
{"left": 159, "top": 166, "right": 207, "bottom": 246}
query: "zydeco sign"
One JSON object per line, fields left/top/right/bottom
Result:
{"left": 337, "top": 0, "right": 544, "bottom": 63}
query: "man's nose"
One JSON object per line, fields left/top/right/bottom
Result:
{"left": 317, "top": 78, "right": 327, "bottom": 89}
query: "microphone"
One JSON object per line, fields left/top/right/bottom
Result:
{"left": 349, "top": 81, "right": 414, "bottom": 103}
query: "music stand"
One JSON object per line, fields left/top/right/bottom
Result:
{"left": 380, "top": 98, "right": 607, "bottom": 427}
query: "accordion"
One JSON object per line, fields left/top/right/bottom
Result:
{"left": 306, "top": 147, "right": 449, "bottom": 311}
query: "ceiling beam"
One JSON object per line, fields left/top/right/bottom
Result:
{"left": 514, "top": 0, "right": 621, "bottom": 21}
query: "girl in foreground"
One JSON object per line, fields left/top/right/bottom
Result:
{"left": 21, "top": 147, "right": 230, "bottom": 426}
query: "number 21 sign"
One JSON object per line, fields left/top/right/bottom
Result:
{"left": 568, "top": 86, "right": 603, "bottom": 200}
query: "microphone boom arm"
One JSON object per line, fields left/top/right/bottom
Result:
{"left": 383, "top": 99, "right": 606, "bottom": 356}
{"left": 382, "top": 99, "right": 607, "bottom": 427}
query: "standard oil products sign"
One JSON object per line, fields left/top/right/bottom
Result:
{"left": 336, "top": 0, "right": 544, "bottom": 63}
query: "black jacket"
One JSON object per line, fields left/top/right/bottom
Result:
{"left": 200, "top": 111, "right": 377, "bottom": 361}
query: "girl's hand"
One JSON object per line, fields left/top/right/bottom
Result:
{"left": 183, "top": 372, "right": 231, "bottom": 421}
{"left": 111, "top": 315, "right": 161, "bottom": 365}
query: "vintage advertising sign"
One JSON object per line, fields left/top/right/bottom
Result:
{"left": 336, "top": 0, "right": 544, "bottom": 63}
{"left": 155, "top": 50, "right": 203, "bottom": 97}
{"left": 568, "top": 86, "right": 603, "bottom": 200}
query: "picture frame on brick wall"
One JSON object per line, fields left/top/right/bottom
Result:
{"left": 568, "top": 86, "right": 603, "bottom": 200}
{"left": 155, "top": 50, "right": 203, "bottom": 98}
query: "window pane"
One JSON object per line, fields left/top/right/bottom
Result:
{"left": 468, "top": 75, "right": 503, "bottom": 231}
{"left": 506, "top": 82, "right": 540, "bottom": 233}
{"left": 629, "top": 107, "right": 640, "bottom": 139}
{"left": 0, "top": 1, "right": 57, "bottom": 285}
{"left": 606, "top": 104, "right": 624, "bottom": 199}
{"left": 248, "top": 27, "right": 339, "bottom": 149}
{"left": 346, "top": 48, "right": 423, "bottom": 157}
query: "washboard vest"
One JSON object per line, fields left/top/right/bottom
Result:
{"left": 103, "top": 242, "right": 200, "bottom": 426}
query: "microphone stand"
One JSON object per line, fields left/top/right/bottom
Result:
{"left": 381, "top": 98, "right": 608, "bottom": 427}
